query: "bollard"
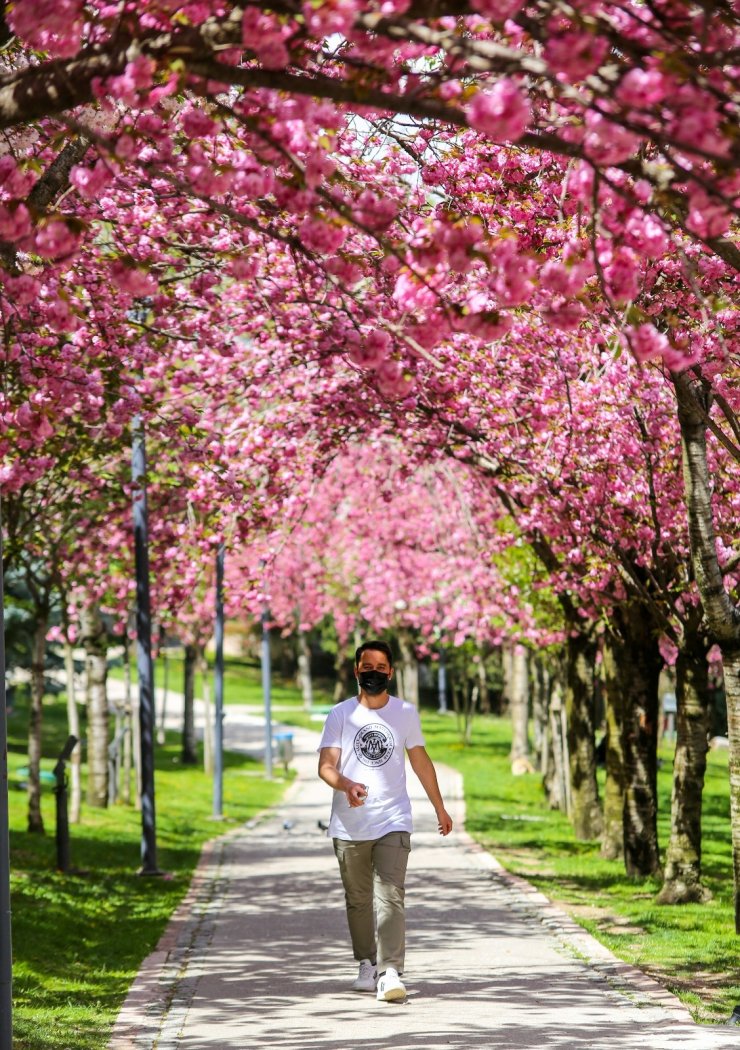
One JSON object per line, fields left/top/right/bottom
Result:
{"left": 273, "top": 731, "right": 294, "bottom": 773}
{"left": 53, "top": 735, "right": 78, "bottom": 873}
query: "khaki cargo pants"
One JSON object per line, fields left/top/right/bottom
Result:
{"left": 333, "top": 831, "right": 411, "bottom": 974}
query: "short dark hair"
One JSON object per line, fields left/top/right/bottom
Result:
{"left": 355, "top": 640, "right": 394, "bottom": 668}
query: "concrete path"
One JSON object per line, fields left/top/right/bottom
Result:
{"left": 109, "top": 707, "right": 738, "bottom": 1050}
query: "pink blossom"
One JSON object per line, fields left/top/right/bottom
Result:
{"left": 0, "top": 155, "right": 34, "bottom": 198}
{"left": 4, "top": 274, "right": 39, "bottom": 305}
{"left": 0, "top": 202, "right": 32, "bottom": 242}
{"left": 542, "top": 300, "right": 587, "bottom": 331}
{"left": 624, "top": 211, "right": 669, "bottom": 258}
{"left": 70, "top": 160, "right": 114, "bottom": 200}
{"left": 393, "top": 271, "right": 437, "bottom": 310}
{"left": 256, "top": 37, "right": 291, "bottom": 70}
{"left": 305, "top": 151, "right": 336, "bottom": 190}
{"left": 470, "top": 0, "right": 524, "bottom": 19}
{"left": 466, "top": 79, "right": 531, "bottom": 143}
{"left": 181, "top": 106, "right": 218, "bottom": 139}
{"left": 458, "top": 310, "right": 513, "bottom": 341}
{"left": 110, "top": 260, "right": 158, "bottom": 297}
{"left": 298, "top": 217, "right": 347, "bottom": 253}
{"left": 352, "top": 191, "right": 398, "bottom": 231}
{"left": 617, "top": 68, "right": 671, "bottom": 107}
{"left": 539, "top": 259, "right": 590, "bottom": 296}
{"left": 8, "top": 0, "right": 84, "bottom": 57}
{"left": 302, "top": 0, "right": 357, "bottom": 37}
{"left": 627, "top": 323, "right": 670, "bottom": 364}
{"left": 347, "top": 329, "right": 392, "bottom": 369}
{"left": 602, "top": 245, "right": 640, "bottom": 302}
{"left": 686, "top": 188, "right": 732, "bottom": 239}
{"left": 33, "top": 220, "right": 82, "bottom": 260}
{"left": 545, "top": 32, "right": 609, "bottom": 82}
{"left": 583, "top": 112, "right": 640, "bottom": 165}
{"left": 567, "top": 161, "right": 594, "bottom": 203}
{"left": 375, "top": 359, "right": 416, "bottom": 399}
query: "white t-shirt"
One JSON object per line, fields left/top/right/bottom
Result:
{"left": 318, "top": 695, "right": 425, "bottom": 841}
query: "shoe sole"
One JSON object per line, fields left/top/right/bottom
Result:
{"left": 378, "top": 987, "right": 406, "bottom": 1002}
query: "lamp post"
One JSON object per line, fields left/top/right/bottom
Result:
{"left": 213, "top": 544, "right": 225, "bottom": 818}
{"left": 0, "top": 498, "right": 13, "bottom": 1046}
{"left": 130, "top": 302, "right": 159, "bottom": 875}
{"left": 438, "top": 649, "right": 448, "bottom": 713}
{"left": 260, "top": 586, "right": 273, "bottom": 779}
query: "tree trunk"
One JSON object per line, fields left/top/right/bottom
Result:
{"left": 27, "top": 607, "right": 48, "bottom": 833}
{"left": 674, "top": 370, "right": 740, "bottom": 929}
{"left": 123, "top": 632, "right": 135, "bottom": 807}
{"left": 564, "top": 629, "right": 603, "bottom": 840}
{"left": 333, "top": 648, "right": 352, "bottom": 702}
{"left": 199, "top": 647, "right": 213, "bottom": 775}
{"left": 297, "top": 629, "right": 314, "bottom": 710}
{"left": 657, "top": 634, "right": 712, "bottom": 903}
{"left": 601, "top": 633, "right": 626, "bottom": 862}
{"left": 63, "top": 639, "right": 82, "bottom": 824}
{"left": 396, "top": 629, "right": 419, "bottom": 706}
{"left": 532, "top": 656, "right": 550, "bottom": 772}
{"left": 157, "top": 645, "right": 169, "bottom": 746}
{"left": 500, "top": 643, "right": 513, "bottom": 714}
{"left": 546, "top": 680, "right": 569, "bottom": 812}
{"left": 509, "top": 645, "right": 530, "bottom": 762}
{"left": 463, "top": 681, "right": 478, "bottom": 745}
{"left": 477, "top": 652, "right": 490, "bottom": 714}
{"left": 80, "top": 602, "right": 109, "bottom": 808}
{"left": 613, "top": 600, "right": 662, "bottom": 877}
{"left": 182, "top": 643, "right": 198, "bottom": 765}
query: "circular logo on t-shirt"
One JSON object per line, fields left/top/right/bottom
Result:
{"left": 353, "top": 723, "right": 394, "bottom": 767}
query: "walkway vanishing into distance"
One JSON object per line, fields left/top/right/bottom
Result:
{"left": 109, "top": 701, "right": 739, "bottom": 1050}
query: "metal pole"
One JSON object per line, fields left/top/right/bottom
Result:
{"left": 438, "top": 650, "right": 448, "bottom": 713}
{"left": 213, "top": 545, "right": 225, "bottom": 818}
{"left": 261, "top": 607, "right": 273, "bottom": 779}
{"left": 132, "top": 415, "right": 159, "bottom": 875}
{"left": 0, "top": 498, "right": 13, "bottom": 1047}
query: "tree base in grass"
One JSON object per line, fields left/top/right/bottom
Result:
{"left": 656, "top": 879, "right": 713, "bottom": 905}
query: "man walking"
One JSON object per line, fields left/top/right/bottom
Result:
{"left": 318, "top": 640, "right": 453, "bottom": 1002}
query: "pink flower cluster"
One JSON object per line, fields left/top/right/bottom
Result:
{"left": 466, "top": 79, "right": 531, "bottom": 143}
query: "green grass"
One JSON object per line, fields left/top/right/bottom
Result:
{"left": 11, "top": 659, "right": 738, "bottom": 1041}
{"left": 418, "top": 711, "right": 738, "bottom": 1026}
{"left": 7, "top": 690, "right": 289, "bottom": 1050}
{"left": 108, "top": 651, "right": 335, "bottom": 710}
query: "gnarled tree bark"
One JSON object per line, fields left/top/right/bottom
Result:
{"left": 564, "top": 627, "right": 603, "bottom": 840}
{"left": 674, "top": 370, "right": 740, "bottom": 929}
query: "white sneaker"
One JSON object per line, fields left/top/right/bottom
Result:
{"left": 376, "top": 967, "right": 406, "bottom": 1002}
{"left": 351, "top": 959, "right": 377, "bottom": 992}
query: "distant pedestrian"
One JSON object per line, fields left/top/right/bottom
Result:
{"left": 318, "top": 639, "right": 453, "bottom": 1002}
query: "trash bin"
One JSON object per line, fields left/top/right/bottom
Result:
{"left": 273, "top": 731, "right": 294, "bottom": 772}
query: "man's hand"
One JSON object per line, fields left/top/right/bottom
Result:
{"left": 436, "top": 808, "right": 453, "bottom": 836}
{"left": 346, "top": 782, "right": 368, "bottom": 808}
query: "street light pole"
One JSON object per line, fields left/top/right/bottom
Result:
{"left": 261, "top": 606, "right": 273, "bottom": 779}
{"left": 213, "top": 544, "right": 225, "bottom": 819}
{"left": 132, "top": 413, "right": 158, "bottom": 873}
{"left": 438, "top": 650, "right": 448, "bottom": 713}
{"left": 0, "top": 498, "right": 13, "bottom": 1047}
{"left": 129, "top": 300, "right": 159, "bottom": 876}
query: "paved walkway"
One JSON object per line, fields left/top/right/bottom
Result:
{"left": 109, "top": 706, "right": 738, "bottom": 1050}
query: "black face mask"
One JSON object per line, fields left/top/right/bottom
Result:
{"left": 358, "top": 670, "right": 390, "bottom": 696}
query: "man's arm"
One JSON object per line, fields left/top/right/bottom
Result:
{"left": 318, "top": 746, "right": 368, "bottom": 808}
{"left": 407, "top": 746, "right": 453, "bottom": 835}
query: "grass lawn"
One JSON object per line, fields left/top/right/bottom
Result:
{"left": 7, "top": 689, "right": 289, "bottom": 1050}
{"left": 417, "top": 710, "right": 739, "bottom": 1026}
{"left": 108, "top": 650, "right": 335, "bottom": 710}
{"left": 10, "top": 656, "right": 738, "bottom": 1041}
